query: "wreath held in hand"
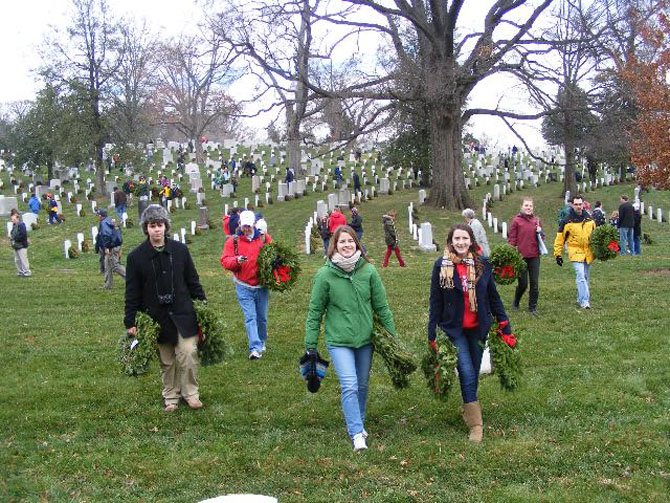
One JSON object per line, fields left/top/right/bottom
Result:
{"left": 257, "top": 241, "right": 301, "bottom": 292}
{"left": 489, "top": 244, "right": 526, "bottom": 285}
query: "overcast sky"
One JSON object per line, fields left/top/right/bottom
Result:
{"left": 1, "top": 0, "right": 546, "bottom": 150}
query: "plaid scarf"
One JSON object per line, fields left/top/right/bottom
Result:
{"left": 439, "top": 251, "right": 478, "bottom": 313}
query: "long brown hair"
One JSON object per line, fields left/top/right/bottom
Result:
{"left": 327, "top": 225, "right": 370, "bottom": 262}
{"left": 445, "top": 223, "right": 484, "bottom": 276}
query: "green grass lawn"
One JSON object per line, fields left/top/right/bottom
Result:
{"left": 1, "top": 172, "right": 669, "bottom": 502}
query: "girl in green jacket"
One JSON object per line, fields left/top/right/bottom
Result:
{"left": 305, "top": 225, "right": 396, "bottom": 451}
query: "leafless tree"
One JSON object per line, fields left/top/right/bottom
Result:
{"left": 107, "top": 21, "right": 158, "bottom": 147}
{"left": 153, "top": 30, "right": 241, "bottom": 163}
{"left": 209, "top": 0, "right": 322, "bottom": 174}
{"left": 307, "top": 0, "right": 554, "bottom": 210}
{"left": 42, "top": 0, "right": 123, "bottom": 194}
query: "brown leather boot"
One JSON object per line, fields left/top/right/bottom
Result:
{"left": 462, "top": 401, "right": 483, "bottom": 443}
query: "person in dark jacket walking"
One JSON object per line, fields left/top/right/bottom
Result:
{"left": 348, "top": 207, "right": 364, "bottom": 244}
{"left": 382, "top": 209, "right": 405, "bottom": 267}
{"left": 618, "top": 195, "right": 635, "bottom": 255}
{"left": 352, "top": 171, "right": 361, "bottom": 193}
{"left": 318, "top": 214, "right": 331, "bottom": 255}
{"left": 508, "top": 197, "right": 544, "bottom": 314}
{"left": 96, "top": 209, "right": 126, "bottom": 289}
{"left": 9, "top": 209, "right": 32, "bottom": 277}
{"left": 632, "top": 201, "right": 642, "bottom": 255}
{"left": 428, "top": 224, "right": 511, "bottom": 443}
{"left": 124, "top": 205, "right": 207, "bottom": 412}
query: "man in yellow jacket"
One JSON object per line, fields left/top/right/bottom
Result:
{"left": 554, "top": 194, "right": 596, "bottom": 309}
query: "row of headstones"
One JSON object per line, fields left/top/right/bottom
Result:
{"left": 632, "top": 186, "right": 667, "bottom": 223}
{"left": 462, "top": 165, "right": 625, "bottom": 193}
{"left": 300, "top": 188, "right": 437, "bottom": 256}
{"left": 302, "top": 188, "right": 385, "bottom": 254}
{"left": 407, "top": 201, "right": 437, "bottom": 252}
{"left": 61, "top": 216, "right": 211, "bottom": 259}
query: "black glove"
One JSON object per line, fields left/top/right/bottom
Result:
{"left": 555, "top": 256, "right": 563, "bottom": 267}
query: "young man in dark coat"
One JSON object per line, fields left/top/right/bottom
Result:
{"left": 124, "top": 205, "right": 207, "bottom": 412}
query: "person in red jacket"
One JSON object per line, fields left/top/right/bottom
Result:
{"left": 328, "top": 206, "right": 347, "bottom": 235}
{"left": 220, "top": 210, "right": 273, "bottom": 360}
{"left": 508, "top": 197, "right": 544, "bottom": 315}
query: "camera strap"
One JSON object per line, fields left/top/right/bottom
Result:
{"left": 151, "top": 251, "right": 174, "bottom": 300}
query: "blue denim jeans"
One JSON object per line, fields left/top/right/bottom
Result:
{"left": 619, "top": 227, "right": 634, "bottom": 255}
{"left": 327, "top": 344, "right": 373, "bottom": 438}
{"left": 451, "top": 329, "right": 484, "bottom": 403}
{"left": 571, "top": 261, "right": 591, "bottom": 307}
{"left": 235, "top": 284, "right": 269, "bottom": 352}
{"left": 633, "top": 237, "right": 641, "bottom": 255}
{"left": 115, "top": 203, "right": 127, "bottom": 220}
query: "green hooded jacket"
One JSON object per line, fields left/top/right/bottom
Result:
{"left": 305, "top": 258, "right": 396, "bottom": 349}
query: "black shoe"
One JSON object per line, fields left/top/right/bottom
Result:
{"left": 529, "top": 309, "right": 539, "bottom": 317}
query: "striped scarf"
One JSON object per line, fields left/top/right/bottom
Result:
{"left": 439, "top": 251, "right": 478, "bottom": 313}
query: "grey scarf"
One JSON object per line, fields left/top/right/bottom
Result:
{"left": 331, "top": 251, "right": 361, "bottom": 272}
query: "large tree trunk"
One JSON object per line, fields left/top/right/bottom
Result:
{"left": 428, "top": 105, "right": 471, "bottom": 210}
{"left": 563, "top": 134, "right": 578, "bottom": 197}
{"left": 286, "top": 105, "right": 302, "bottom": 176}
{"left": 94, "top": 115, "right": 106, "bottom": 195}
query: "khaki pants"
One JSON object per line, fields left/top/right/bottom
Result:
{"left": 14, "top": 248, "right": 31, "bottom": 276}
{"left": 158, "top": 333, "right": 199, "bottom": 406}
{"left": 104, "top": 247, "right": 126, "bottom": 288}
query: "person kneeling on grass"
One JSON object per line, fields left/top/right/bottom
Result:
{"left": 428, "top": 224, "right": 511, "bottom": 443}
{"left": 124, "top": 205, "right": 207, "bottom": 412}
{"left": 305, "top": 225, "right": 397, "bottom": 452}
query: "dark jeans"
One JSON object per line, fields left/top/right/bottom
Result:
{"left": 451, "top": 328, "right": 484, "bottom": 403}
{"left": 514, "top": 256, "right": 540, "bottom": 311}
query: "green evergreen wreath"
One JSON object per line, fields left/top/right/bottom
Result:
{"left": 488, "top": 324, "right": 522, "bottom": 391}
{"left": 194, "top": 300, "right": 232, "bottom": 366}
{"left": 489, "top": 243, "right": 526, "bottom": 285}
{"left": 257, "top": 241, "right": 301, "bottom": 292}
{"left": 590, "top": 224, "right": 620, "bottom": 261}
{"left": 371, "top": 316, "right": 417, "bottom": 389}
{"left": 117, "top": 312, "right": 159, "bottom": 377}
{"left": 421, "top": 334, "right": 458, "bottom": 400}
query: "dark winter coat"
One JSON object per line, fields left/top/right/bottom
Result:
{"left": 634, "top": 210, "right": 642, "bottom": 238}
{"left": 382, "top": 215, "right": 398, "bottom": 247}
{"left": 618, "top": 201, "right": 635, "bottom": 228}
{"left": 428, "top": 257, "right": 509, "bottom": 342}
{"left": 124, "top": 239, "right": 206, "bottom": 344}
{"left": 99, "top": 217, "right": 122, "bottom": 250}
{"left": 10, "top": 222, "right": 29, "bottom": 249}
{"left": 349, "top": 213, "right": 363, "bottom": 233}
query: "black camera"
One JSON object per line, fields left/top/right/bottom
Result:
{"left": 157, "top": 293, "right": 174, "bottom": 305}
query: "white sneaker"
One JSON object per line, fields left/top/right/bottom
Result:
{"left": 248, "top": 350, "right": 262, "bottom": 360}
{"left": 362, "top": 429, "right": 368, "bottom": 439}
{"left": 353, "top": 433, "right": 367, "bottom": 451}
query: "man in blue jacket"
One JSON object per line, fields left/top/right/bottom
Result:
{"left": 96, "top": 209, "right": 126, "bottom": 289}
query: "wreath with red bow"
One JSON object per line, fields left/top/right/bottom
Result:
{"left": 590, "top": 224, "right": 620, "bottom": 261}
{"left": 489, "top": 244, "right": 526, "bottom": 285}
{"left": 487, "top": 320, "right": 522, "bottom": 391}
{"left": 257, "top": 241, "right": 301, "bottom": 292}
